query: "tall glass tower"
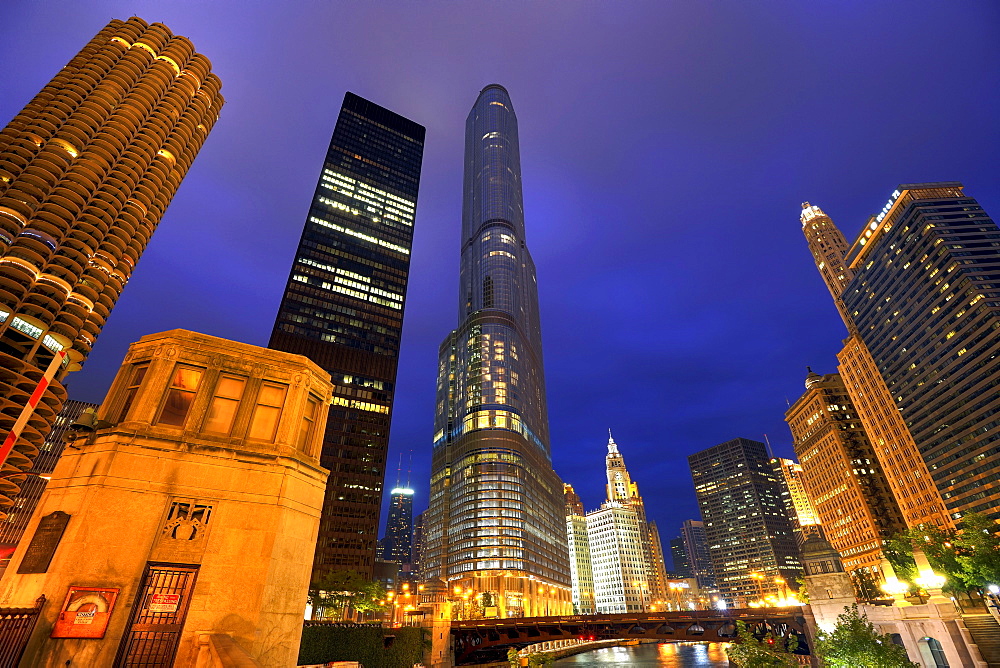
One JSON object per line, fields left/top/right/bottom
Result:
{"left": 423, "top": 85, "right": 571, "bottom": 618}
{"left": 269, "top": 92, "right": 424, "bottom": 580}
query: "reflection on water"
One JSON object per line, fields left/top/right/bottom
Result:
{"left": 554, "top": 642, "right": 731, "bottom": 666}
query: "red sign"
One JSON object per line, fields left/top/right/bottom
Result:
{"left": 51, "top": 586, "right": 119, "bottom": 639}
{"left": 148, "top": 593, "right": 181, "bottom": 613}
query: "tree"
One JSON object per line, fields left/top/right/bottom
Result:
{"left": 725, "top": 620, "right": 800, "bottom": 667}
{"left": 953, "top": 513, "right": 1000, "bottom": 590}
{"left": 507, "top": 647, "right": 521, "bottom": 667}
{"left": 309, "top": 569, "right": 386, "bottom": 621}
{"left": 851, "top": 569, "right": 881, "bottom": 601}
{"left": 815, "top": 605, "right": 917, "bottom": 668}
{"left": 886, "top": 513, "right": 1000, "bottom": 597}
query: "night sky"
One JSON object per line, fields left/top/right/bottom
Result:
{"left": 3, "top": 2, "right": 998, "bottom": 564}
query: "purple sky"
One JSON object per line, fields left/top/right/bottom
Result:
{"left": 3, "top": 1, "right": 998, "bottom": 562}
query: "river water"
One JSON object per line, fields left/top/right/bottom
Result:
{"left": 554, "top": 642, "right": 731, "bottom": 666}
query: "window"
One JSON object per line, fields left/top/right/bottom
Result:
{"left": 298, "top": 395, "right": 320, "bottom": 454}
{"left": 203, "top": 376, "right": 246, "bottom": 434}
{"left": 249, "top": 383, "right": 286, "bottom": 441}
{"left": 158, "top": 366, "right": 203, "bottom": 427}
{"left": 117, "top": 364, "right": 149, "bottom": 422}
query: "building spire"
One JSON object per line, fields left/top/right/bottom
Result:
{"left": 607, "top": 429, "right": 619, "bottom": 454}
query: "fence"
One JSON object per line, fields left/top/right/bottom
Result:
{"left": 0, "top": 595, "right": 45, "bottom": 668}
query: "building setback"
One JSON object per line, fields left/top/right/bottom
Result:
{"left": 269, "top": 92, "right": 424, "bottom": 578}
{"left": 423, "top": 85, "right": 571, "bottom": 618}
{"left": 801, "top": 201, "right": 952, "bottom": 529}
{"left": 785, "top": 370, "right": 905, "bottom": 575}
{"left": 0, "top": 17, "right": 222, "bottom": 517}
{"left": 688, "top": 438, "right": 802, "bottom": 606}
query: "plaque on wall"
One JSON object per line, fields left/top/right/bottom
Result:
{"left": 17, "top": 511, "right": 71, "bottom": 574}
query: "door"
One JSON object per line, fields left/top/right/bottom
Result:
{"left": 114, "top": 563, "right": 198, "bottom": 667}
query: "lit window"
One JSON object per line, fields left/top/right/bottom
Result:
{"left": 204, "top": 375, "right": 246, "bottom": 434}
{"left": 249, "top": 383, "right": 287, "bottom": 441}
{"left": 158, "top": 366, "right": 204, "bottom": 426}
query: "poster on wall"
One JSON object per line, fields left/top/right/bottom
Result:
{"left": 50, "top": 586, "right": 120, "bottom": 639}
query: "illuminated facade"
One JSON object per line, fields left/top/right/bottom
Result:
{"left": 423, "top": 85, "right": 571, "bottom": 617}
{"left": 802, "top": 202, "right": 951, "bottom": 530}
{"left": 688, "top": 438, "right": 802, "bottom": 606}
{"left": 269, "top": 92, "right": 424, "bottom": 579}
{"left": 0, "top": 17, "right": 222, "bottom": 516}
{"left": 378, "top": 486, "right": 415, "bottom": 565}
{"left": 564, "top": 483, "right": 595, "bottom": 614}
{"left": 578, "top": 434, "right": 668, "bottom": 613}
{"left": 770, "top": 457, "right": 822, "bottom": 539}
{"left": 839, "top": 183, "right": 1000, "bottom": 523}
{"left": 785, "top": 371, "right": 905, "bottom": 574}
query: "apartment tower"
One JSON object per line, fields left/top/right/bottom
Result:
{"left": 0, "top": 17, "right": 222, "bottom": 516}
{"left": 423, "top": 85, "right": 571, "bottom": 617}
{"left": 688, "top": 438, "right": 802, "bottom": 606}
{"left": 805, "top": 183, "right": 1000, "bottom": 523}
{"left": 785, "top": 370, "right": 906, "bottom": 575}
{"left": 269, "top": 92, "right": 424, "bottom": 579}
{"left": 801, "top": 202, "right": 952, "bottom": 530}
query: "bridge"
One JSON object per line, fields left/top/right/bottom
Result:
{"left": 450, "top": 607, "right": 812, "bottom": 664}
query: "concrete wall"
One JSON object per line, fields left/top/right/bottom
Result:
{"left": 0, "top": 330, "right": 331, "bottom": 667}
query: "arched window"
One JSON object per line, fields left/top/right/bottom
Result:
{"left": 919, "top": 637, "right": 949, "bottom": 667}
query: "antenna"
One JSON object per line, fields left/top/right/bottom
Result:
{"left": 405, "top": 450, "right": 413, "bottom": 488}
{"left": 394, "top": 452, "right": 403, "bottom": 489}
{"left": 763, "top": 433, "right": 775, "bottom": 460}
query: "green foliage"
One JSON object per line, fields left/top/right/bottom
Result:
{"left": 794, "top": 576, "right": 810, "bottom": 604}
{"left": 953, "top": 513, "right": 1000, "bottom": 589}
{"left": 298, "top": 625, "right": 427, "bottom": 668}
{"left": 725, "top": 620, "right": 800, "bottom": 667}
{"left": 851, "top": 569, "right": 881, "bottom": 601}
{"left": 886, "top": 513, "right": 1000, "bottom": 595}
{"left": 815, "top": 605, "right": 917, "bottom": 668}
{"left": 527, "top": 652, "right": 555, "bottom": 667}
{"left": 508, "top": 647, "right": 521, "bottom": 667}
{"left": 310, "top": 569, "right": 386, "bottom": 620}
{"left": 482, "top": 590, "right": 496, "bottom": 608}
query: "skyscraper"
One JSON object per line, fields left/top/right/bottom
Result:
{"left": 805, "top": 183, "right": 1000, "bottom": 523}
{"left": 378, "top": 486, "right": 415, "bottom": 565}
{"left": 801, "top": 202, "right": 951, "bottom": 530}
{"left": 679, "top": 519, "right": 716, "bottom": 590}
{"left": 688, "top": 438, "right": 802, "bottom": 606}
{"left": 422, "top": 85, "right": 571, "bottom": 618}
{"left": 670, "top": 537, "right": 692, "bottom": 578}
{"left": 770, "top": 457, "right": 823, "bottom": 540}
{"left": 269, "top": 92, "right": 424, "bottom": 579}
{"left": 785, "top": 370, "right": 905, "bottom": 575}
{"left": 564, "top": 483, "right": 595, "bottom": 614}
{"left": 0, "top": 17, "right": 222, "bottom": 516}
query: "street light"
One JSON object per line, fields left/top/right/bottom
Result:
{"left": 749, "top": 572, "right": 766, "bottom": 604}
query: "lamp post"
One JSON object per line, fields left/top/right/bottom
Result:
{"left": 749, "top": 572, "right": 766, "bottom": 605}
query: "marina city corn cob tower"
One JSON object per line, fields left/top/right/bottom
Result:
{"left": 423, "top": 86, "right": 571, "bottom": 617}
{"left": 0, "top": 17, "right": 222, "bottom": 517}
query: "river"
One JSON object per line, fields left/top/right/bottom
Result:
{"left": 554, "top": 641, "right": 731, "bottom": 666}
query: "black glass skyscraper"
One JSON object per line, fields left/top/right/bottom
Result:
{"left": 269, "top": 92, "right": 424, "bottom": 579}
{"left": 378, "top": 486, "right": 414, "bottom": 564}
{"left": 423, "top": 85, "right": 571, "bottom": 618}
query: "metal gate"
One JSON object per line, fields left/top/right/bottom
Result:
{"left": 0, "top": 595, "right": 45, "bottom": 668}
{"left": 114, "top": 564, "right": 198, "bottom": 667}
